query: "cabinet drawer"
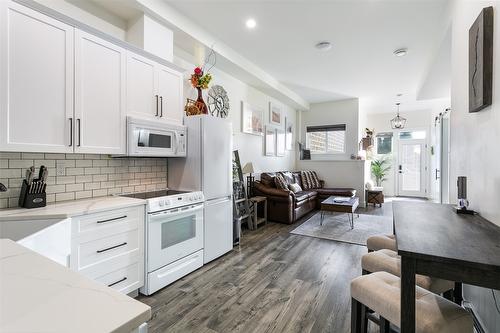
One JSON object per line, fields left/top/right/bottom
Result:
{"left": 95, "top": 262, "right": 142, "bottom": 294}
{"left": 72, "top": 206, "right": 143, "bottom": 238}
{"left": 75, "top": 229, "right": 139, "bottom": 270}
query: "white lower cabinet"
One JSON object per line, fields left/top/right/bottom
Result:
{"left": 70, "top": 205, "right": 145, "bottom": 295}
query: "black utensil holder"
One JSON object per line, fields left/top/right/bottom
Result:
{"left": 18, "top": 180, "right": 46, "bottom": 208}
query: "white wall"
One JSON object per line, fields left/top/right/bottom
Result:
{"left": 449, "top": 1, "right": 500, "bottom": 332}
{"left": 34, "top": 0, "right": 127, "bottom": 40}
{"left": 177, "top": 59, "right": 297, "bottom": 175}
{"left": 296, "top": 99, "right": 368, "bottom": 203}
{"left": 299, "top": 99, "right": 360, "bottom": 161}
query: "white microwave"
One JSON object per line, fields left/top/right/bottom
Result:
{"left": 127, "top": 117, "right": 187, "bottom": 157}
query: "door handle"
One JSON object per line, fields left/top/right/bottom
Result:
{"left": 96, "top": 242, "right": 127, "bottom": 253}
{"left": 160, "top": 96, "right": 163, "bottom": 117}
{"left": 77, "top": 118, "right": 81, "bottom": 147}
{"left": 108, "top": 277, "right": 127, "bottom": 287}
{"left": 69, "top": 118, "right": 73, "bottom": 147}
{"left": 398, "top": 165, "right": 403, "bottom": 174}
{"left": 155, "top": 95, "right": 159, "bottom": 117}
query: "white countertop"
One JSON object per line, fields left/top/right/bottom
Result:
{"left": 0, "top": 196, "right": 146, "bottom": 222}
{"left": 0, "top": 239, "right": 151, "bottom": 333}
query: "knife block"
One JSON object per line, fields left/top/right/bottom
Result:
{"left": 18, "top": 180, "right": 46, "bottom": 208}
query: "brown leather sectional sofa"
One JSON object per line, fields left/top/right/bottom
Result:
{"left": 253, "top": 171, "right": 356, "bottom": 224}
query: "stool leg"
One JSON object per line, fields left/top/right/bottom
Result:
{"left": 379, "top": 316, "right": 390, "bottom": 333}
{"left": 351, "top": 298, "right": 363, "bottom": 333}
{"left": 443, "top": 290, "right": 453, "bottom": 301}
{"left": 454, "top": 282, "right": 463, "bottom": 305}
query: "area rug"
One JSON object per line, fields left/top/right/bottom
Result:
{"left": 290, "top": 212, "right": 393, "bottom": 246}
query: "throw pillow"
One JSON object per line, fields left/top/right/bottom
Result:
{"left": 288, "top": 183, "right": 302, "bottom": 193}
{"left": 300, "top": 170, "right": 321, "bottom": 190}
{"left": 274, "top": 173, "right": 289, "bottom": 191}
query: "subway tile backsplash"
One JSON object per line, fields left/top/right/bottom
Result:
{"left": 0, "top": 152, "right": 168, "bottom": 208}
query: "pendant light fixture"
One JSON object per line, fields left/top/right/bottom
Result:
{"left": 390, "top": 102, "right": 407, "bottom": 129}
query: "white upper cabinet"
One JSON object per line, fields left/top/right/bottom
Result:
{"left": 0, "top": 1, "right": 74, "bottom": 153}
{"left": 126, "top": 52, "right": 157, "bottom": 120}
{"left": 0, "top": 1, "right": 184, "bottom": 155}
{"left": 74, "top": 30, "right": 126, "bottom": 154}
{"left": 127, "top": 51, "right": 184, "bottom": 124}
{"left": 157, "top": 65, "right": 183, "bottom": 124}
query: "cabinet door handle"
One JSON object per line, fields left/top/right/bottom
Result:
{"left": 69, "top": 118, "right": 73, "bottom": 147}
{"left": 155, "top": 95, "right": 159, "bottom": 117}
{"left": 108, "top": 277, "right": 127, "bottom": 287}
{"left": 96, "top": 242, "right": 127, "bottom": 253}
{"left": 160, "top": 96, "right": 163, "bottom": 117}
{"left": 96, "top": 215, "right": 127, "bottom": 224}
{"left": 77, "top": 118, "right": 81, "bottom": 147}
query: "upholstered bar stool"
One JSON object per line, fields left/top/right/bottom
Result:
{"left": 366, "top": 234, "right": 396, "bottom": 252}
{"left": 350, "top": 271, "right": 473, "bottom": 333}
{"left": 362, "top": 249, "right": 454, "bottom": 297}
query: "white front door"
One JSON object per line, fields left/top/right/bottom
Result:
{"left": 397, "top": 139, "right": 426, "bottom": 197}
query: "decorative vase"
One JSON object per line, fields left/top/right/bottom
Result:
{"left": 196, "top": 87, "right": 209, "bottom": 115}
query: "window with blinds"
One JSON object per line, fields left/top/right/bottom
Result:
{"left": 306, "top": 124, "right": 346, "bottom": 154}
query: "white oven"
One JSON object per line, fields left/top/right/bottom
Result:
{"left": 127, "top": 116, "right": 186, "bottom": 157}
{"left": 142, "top": 202, "right": 204, "bottom": 295}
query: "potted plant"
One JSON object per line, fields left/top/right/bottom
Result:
{"left": 371, "top": 156, "right": 391, "bottom": 187}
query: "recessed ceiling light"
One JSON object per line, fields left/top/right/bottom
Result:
{"left": 245, "top": 18, "right": 257, "bottom": 29}
{"left": 315, "top": 41, "right": 332, "bottom": 51}
{"left": 393, "top": 48, "right": 408, "bottom": 57}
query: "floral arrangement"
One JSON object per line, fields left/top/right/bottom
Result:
{"left": 190, "top": 66, "right": 212, "bottom": 90}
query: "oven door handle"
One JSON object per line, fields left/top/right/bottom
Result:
{"left": 149, "top": 203, "right": 203, "bottom": 219}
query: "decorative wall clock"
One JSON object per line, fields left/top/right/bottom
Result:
{"left": 207, "top": 85, "right": 230, "bottom": 118}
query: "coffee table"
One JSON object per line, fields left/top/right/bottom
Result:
{"left": 320, "top": 196, "right": 359, "bottom": 229}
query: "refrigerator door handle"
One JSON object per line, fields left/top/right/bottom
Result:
{"left": 205, "top": 196, "right": 231, "bottom": 205}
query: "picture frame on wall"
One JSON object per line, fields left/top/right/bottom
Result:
{"left": 468, "top": 6, "right": 494, "bottom": 113}
{"left": 276, "top": 129, "right": 286, "bottom": 157}
{"left": 269, "top": 101, "right": 283, "bottom": 126}
{"left": 285, "top": 117, "right": 293, "bottom": 150}
{"left": 265, "top": 126, "right": 276, "bottom": 156}
{"left": 241, "top": 101, "right": 264, "bottom": 135}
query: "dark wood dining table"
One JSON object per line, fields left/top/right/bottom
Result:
{"left": 393, "top": 201, "right": 500, "bottom": 333}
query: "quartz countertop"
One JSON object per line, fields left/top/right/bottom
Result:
{"left": 0, "top": 196, "right": 146, "bottom": 222}
{"left": 0, "top": 239, "right": 151, "bottom": 333}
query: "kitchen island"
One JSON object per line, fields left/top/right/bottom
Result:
{"left": 0, "top": 239, "right": 151, "bottom": 333}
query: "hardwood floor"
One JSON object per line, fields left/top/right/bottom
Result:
{"left": 137, "top": 198, "right": 420, "bottom": 333}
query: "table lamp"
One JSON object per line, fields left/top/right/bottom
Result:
{"left": 242, "top": 162, "right": 259, "bottom": 198}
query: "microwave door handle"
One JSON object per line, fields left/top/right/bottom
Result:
{"left": 174, "top": 131, "right": 179, "bottom": 154}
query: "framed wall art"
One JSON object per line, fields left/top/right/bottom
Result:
{"left": 265, "top": 126, "right": 276, "bottom": 156}
{"left": 469, "top": 6, "right": 493, "bottom": 113}
{"left": 276, "top": 129, "right": 286, "bottom": 157}
{"left": 285, "top": 117, "right": 294, "bottom": 150}
{"left": 241, "top": 101, "right": 264, "bottom": 135}
{"left": 269, "top": 101, "right": 283, "bottom": 126}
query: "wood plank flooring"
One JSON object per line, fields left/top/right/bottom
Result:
{"left": 137, "top": 199, "right": 414, "bottom": 333}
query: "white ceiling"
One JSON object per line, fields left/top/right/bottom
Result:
{"left": 165, "top": 0, "right": 451, "bottom": 113}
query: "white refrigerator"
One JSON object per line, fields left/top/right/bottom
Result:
{"left": 168, "top": 115, "right": 233, "bottom": 264}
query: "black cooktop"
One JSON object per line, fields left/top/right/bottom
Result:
{"left": 121, "top": 190, "right": 189, "bottom": 199}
